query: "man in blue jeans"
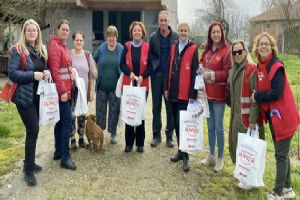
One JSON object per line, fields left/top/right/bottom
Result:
{"left": 149, "top": 11, "right": 178, "bottom": 148}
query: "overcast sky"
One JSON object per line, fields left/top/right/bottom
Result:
{"left": 177, "top": 0, "right": 263, "bottom": 23}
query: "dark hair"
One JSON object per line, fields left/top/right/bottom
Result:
{"left": 72, "top": 31, "right": 84, "bottom": 40}
{"left": 57, "top": 20, "right": 70, "bottom": 29}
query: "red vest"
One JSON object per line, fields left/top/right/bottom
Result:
{"left": 257, "top": 59, "right": 300, "bottom": 142}
{"left": 240, "top": 63, "right": 259, "bottom": 128}
{"left": 168, "top": 43, "right": 197, "bottom": 100}
{"left": 122, "top": 41, "right": 150, "bottom": 91}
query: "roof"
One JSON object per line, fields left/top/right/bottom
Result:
{"left": 250, "top": 2, "right": 300, "bottom": 22}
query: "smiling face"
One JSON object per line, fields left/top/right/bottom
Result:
{"left": 107, "top": 34, "right": 117, "bottom": 48}
{"left": 258, "top": 36, "right": 272, "bottom": 61}
{"left": 232, "top": 43, "right": 246, "bottom": 64}
{"left": 24, "top": 23, "right": 39, "bottom": 45}
{"left": 211, "top": 25, "right": 222, "bottom": 45}
{"left": 57, "top": 23, "right": 70, "bottom": 41}
{"left": 178, "top": 24, "right": 189, "bottom": 41}
{"left": 132, "top": 24, "right": 143, "bottom": 41}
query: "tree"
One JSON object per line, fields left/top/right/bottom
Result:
{"left": 195, "top": 0, "right": 250, "bottom": 43}
{"left": 261, "top": 0, "right": 277, "bottom": 11}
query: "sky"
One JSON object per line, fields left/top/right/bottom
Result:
{"left": 177, "top": 0, "right": 263, "bottom": 23}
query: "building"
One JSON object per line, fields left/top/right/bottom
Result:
{"left": 42, "top": 0, "right": 178, "bottom": 52}
{"left": 249, "top": 2, "right": 300, "bottom": 53}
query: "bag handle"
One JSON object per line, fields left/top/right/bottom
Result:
{"left": 246, "top": 124, "right": 259, "bottom": 139}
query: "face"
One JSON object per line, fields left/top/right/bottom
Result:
{"left": 25, "top": 24, "right": 39, "bottom": 44}
{"left": 159, "top": 13, "right": 169, "bottom": 32}
{"left": 73, "top": 33, "right": 84, "bottom": 51}
{"left": 211, "top": 25, "right": 222, "bottom": 45}
{"left": 132, "top": 25, "right": 143, "bottom": 41}
{"left": 107, "top": 34, "right": 117, "bottom": 47}
{"left": 258, "top": 36, "right": 272, "bottom": 60}
{"left": 232, "top": 43, "right": 246, "bottom": 64}
{"left": 178, "top": 25, "right": 189, "bottom": 41}
{"left": 57, "top": 23, "right": 70, "bottom": 41}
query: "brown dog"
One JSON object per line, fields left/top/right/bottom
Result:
{"left": 85, "top": 114, "right": 104, "bottom": 151}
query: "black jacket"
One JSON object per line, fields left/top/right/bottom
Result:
{"left": 149, "top": 27, "right": 178, "bottom": 72}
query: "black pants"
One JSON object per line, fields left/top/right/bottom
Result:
{"left": 125, "top": 121, "right": 145, "bottom": 147}
{"left": 269, "top": 120, "right": 293, "bottom": 196}
{"left": 170, "top": 100, "right": 189, "bottom": 158}
{"left": 151, "top": 72, "right": 174, "bottom": 140}
{"left": 16, "top": 96, "right": 40, "bottom": 173}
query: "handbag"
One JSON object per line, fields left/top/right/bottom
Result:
{"left": 0, "top": 45, "right": 26, "bottom": 102}
{"left": 85, "top": 51, "right": 96, "bottom": 102}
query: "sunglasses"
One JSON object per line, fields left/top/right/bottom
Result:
{"left": 232, "top": 49, "right": 244, "bottom": 56}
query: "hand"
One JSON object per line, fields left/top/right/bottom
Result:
{"left": 249, "top": 123, "right": 256, "bottom": 129}
{"left": 34, "top": 72, "right": 44, "bottom": 81}
{"left": 137, "top": 76, "right": 143, "bottom": 86}
{"left": 251, "top": 90, "right": 256, "bottom": 103}
{"left": 164, "top": 90, "right": 169, "bottom": 100}
{"left": 71, "top": 68, "right": 78, "bottom": 80}
{"left": 61, "top": 92, "right": 68, "bottom": 102}
{"left": 198, "top": 64, "right": 204, "bottom": 73}
{"left": 130, "top": 72, "right": 135, "bottom": 81}
{"left": 43, "top": 70, "right": 51, "bottom": 80}
{"left": 203, "top": 71, "right": 211, "bottom": 80}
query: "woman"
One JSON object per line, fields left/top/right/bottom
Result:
{"left": 8, "top": 19, "right": 50, "bottom": 186}
{"left": 93, "top": 26, "right": 123, "bottom": 144}
{"left": 252, "top": 32, "right": 299, "bottom": 200}
{"left": 164, "top": 22, "right": 198, "bottom": 172}
{"left": 48, "top": 20, "right": 77, "bottom": 170}
{"left": 200, "top": 21, "right": 231, "bottom": 172}
{"left": 70, "top": 31, "right": 97, "bottom": 150}
{"left": 228, "top": 41, "right": 264, "bottom": 189}
{"left": 120, "top": 21, "right": 152, "bottom": 153}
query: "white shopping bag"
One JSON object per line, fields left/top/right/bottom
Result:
{"left": 115, "top": 73, "right": 123, "bottom": 98}
{"left": 121, "top": 83, "right": 146, "bottom": 126}
{"left": 39, "top": 78, "right": 60, "bottom": 126}
{"left": 73, "top": 77, "right": 88, "bottom": 116}
{"left": 233, "top": 126, "right": 266, "bottom": 187}
{"left": 179, "top": 110, "right": 204, "bottom": 154}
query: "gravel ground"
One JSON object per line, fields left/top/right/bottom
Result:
{"left": 0, "top": 89, "right": 210, "bottom": 200}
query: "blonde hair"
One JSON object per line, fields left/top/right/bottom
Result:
{"left": 177, "top": 22, "right": 190, "bottom": 33}
{"left": 18, "top": 19, "right": 48, "bottom": 60}
{"left": 232, "top": 40, "right": 254, "bottom": 64}
{"left": 252, "top": 32, "right": 278, "bottom": 58}
{"left": 105, "top": 25, "right": 118, "bottom": 39}
{"left": 129, "top": 21, "right": 147, "bottom": 39}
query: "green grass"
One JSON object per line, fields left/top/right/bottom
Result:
{"left": 0, "top": 100, "right": 24, "bottom": 175}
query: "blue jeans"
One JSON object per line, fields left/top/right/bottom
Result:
{"left": 54, "top": 101, "right": 72, "bottom": 161}
{"left": 207, "top": 101, "right": 225, "bottom": 159}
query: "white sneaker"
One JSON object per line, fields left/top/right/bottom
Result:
{"left": 267, "top": 192, "right": 284, "bottom": 200}
{"left": 214, "top": 158, "right": 224, "bottom": 172}
{"left": 283, "top": 187, "right": 296, "bottom": 199}
{"left": 111, "top": 136, "right": 117, "bottom": 144}
{"left": 238, "top": 182, "right": 254, "bottom": 190}
{"left": 201, "top": 154, "right": 216, "bottom": 166}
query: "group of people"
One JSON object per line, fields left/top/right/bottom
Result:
{"left": 7, "top": 10, "right": 299, "bottom": 200}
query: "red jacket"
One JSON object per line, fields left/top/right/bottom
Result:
{"left": 257, "top": 58, "right": 300, "bottom": 142}
{"left": 200, "top": 43, "right": 231, "bottom": 102}
{"left": 168, "top": 43, "right": 198, "bottom": 100}
{"left": 122, "top": 41, "right": 150, "bottom": 91}
{"left": 48, "top": 36, "right": 73, "bottom": 100}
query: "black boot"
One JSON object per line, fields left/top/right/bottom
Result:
{"left": 183, "top": 154, "right": 190, "bottom": 172}
{"left": 23, "top": 160, "right": 42, "bottom": 173}
{"left": 170, "top": 150, "right": 183, "bottom": 162}
{"left": 61, "top": 158, "right": 77, "bottom": 170}
{"left": 24, "top": 171, "right": 37, "bottom": 186}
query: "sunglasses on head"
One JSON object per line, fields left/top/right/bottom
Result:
{"left": 232, "top": 49, "right": 244, "bottom": 56}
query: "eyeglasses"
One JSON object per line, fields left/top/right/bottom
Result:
{"left": 232, "top": 49, "right": 244, "bottom": 56}
{"left": 259, "top": 42, "right": 271, "bottom": 47}
{"left": 25, "top": 29, "right": 38, "bottom": 33}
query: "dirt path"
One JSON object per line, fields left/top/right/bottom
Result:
{"left": 0, "top": 91, "right": 211, "bottom": 200}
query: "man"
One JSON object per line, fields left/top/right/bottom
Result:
{"left": 149, "top": 11, "right": 178, "bottom": 147}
